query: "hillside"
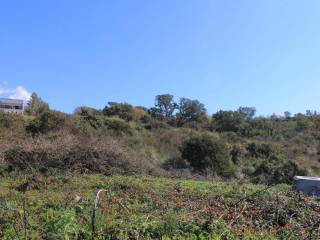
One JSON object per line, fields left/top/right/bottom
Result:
{"left": 1, "top": 94, "right": 320, "bottom": 239}
{"left": 0, "top": 93, "right": 319, "bottom": 184}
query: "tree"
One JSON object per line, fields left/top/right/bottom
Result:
{"left": 180, "top": 134, "right": 235, "bottom": 177}
{"left": 212, "top": 110, "right": 246, "bottom": 133}
{"left": 284, "top": 111, "right": 291, "bottom": 119}
{"left": 103, "top": 102, "right": 135, "bottom": 121}
{"left": 177, "top": 98, "right": 207, "bottom": 122}
{"left": 25, "top": 92, "right": 49, "bottom": 116}
{"left": 238, "top": 107, "right": 256, "bottom": 119}
{"left": 148, "top": 107, "right": 163, "bottom": 119}
{"left": 306, "top": 110, "right": 317, "bottom": 117}
{"left": 154, "top": 94, "right": 177, "bottom": 117}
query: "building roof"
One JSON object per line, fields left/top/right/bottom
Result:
{"left": 0, "top": 98, "right": 24, "bottom": 105}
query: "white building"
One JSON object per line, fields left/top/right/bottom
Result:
{"left": 0, "top": 98, "right": 24, "bottom": 113}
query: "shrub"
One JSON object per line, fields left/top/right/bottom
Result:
{"left": 3, "top": 135, "right": 154, "bottom": 175}
{"left": 180, "top": 134, "right": 236, "bottom": 177}
{"left": 26, "top": 111, "right": 66, "bottom": 135}
{"left": 0, "top": 112, "right": 27, "bottom": 135}
{"left": 246, "top": 142, "right": 307, "bottom": 184}
{"left": 296, "top": 119, "right": 309, "bottom": 131}
{"left": 252, "top": 155, "right": 307, "bottom": 184}
{"left": 103, "top": 102, "right": 135, "bottom": 121}
{"left": 211, "top": 110, "right": 246, "bottom": 133}
{"left": 162, "top": 156, "right": 189, "bottom": 170}
{"left": 74, "top": 106, "right": 105, "bottom": 129}
{"left": 103, "top": 117, "right": 133, "bottom": 135}
{"left": 247, "top": 142, "right": 278, "bottom": 159}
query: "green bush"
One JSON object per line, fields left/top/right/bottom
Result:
{"left": 211, "top": 110, "right": 246, "bottom": 133}
{"left": 247, "top": 142, "right": 278, "bottom": 159}
{"left": 103, "top": 102, "right": 135, "bottom": 121}
{"left": 162, "top": 156, "right": 189, "bottom": 170}
{"left": 180, "top": 134, "right": 236, "bottom": 177}
{"left": 246, "top": 142, "right": 307, "bottom": 184}
{"left": 103, "top": 117, "right": 133, "bottom": 135}
{"left": 25, "top": 111, "right": 66, "bottom": 135}
{"left": 252, "top": 155, "right": 307, "bottom": 184}
{"left": 75, "top": 107, "right": 104, "bottom": 130}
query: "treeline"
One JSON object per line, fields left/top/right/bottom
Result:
{"left": 0, "top": 92, "right": 319, "bottom": 184}
{"left": 78, "top": 93, "right": 320, "bottom": 137}
{"left": 24, "top": 93, "right": 320, "bottom": 136}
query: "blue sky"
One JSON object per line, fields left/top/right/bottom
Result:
{"left": 1, "top": 0, "right": 320, "bottom": 116}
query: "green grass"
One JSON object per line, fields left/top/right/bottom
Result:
{"left": 0, "top": 174, "right": 319, "bottom": 239}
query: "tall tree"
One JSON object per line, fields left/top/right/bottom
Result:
{"left": 25, "top": 92, "right": 49, "bottom": 116}
{"left": 154, "top": 94, "right": 177, "bottom": 117}
{"left": 238, "top": 107, "right": 256, "bottom": 119}
{"left": 177, "top": 98, "right": 207, "bottom": 122}
{"left": 284, "top": 111, "right": 291, "bottom": 119}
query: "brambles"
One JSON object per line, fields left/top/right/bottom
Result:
{"left": 3, "top": 134, "right": 154, "bottom": 175}
{"left": 0, "top": 175, "right": 319, "bottom": 239}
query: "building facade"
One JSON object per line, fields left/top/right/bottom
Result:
{"left": 0, "top": 98, "right": 24, "bottom": 113}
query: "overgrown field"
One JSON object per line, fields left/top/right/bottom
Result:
{"left": 0, "top": 174, "right": 319, "bottom": 239}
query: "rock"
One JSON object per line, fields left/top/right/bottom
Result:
{"left": 74, "top": 195, "right": 82, "bottom": 203}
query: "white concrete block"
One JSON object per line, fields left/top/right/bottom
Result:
{"left": 293, "top": 176, "right": 320, "bottom": 196}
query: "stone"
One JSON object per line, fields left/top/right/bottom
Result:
{"left": 73, "top": 195, "right": 82, "bottom": 203}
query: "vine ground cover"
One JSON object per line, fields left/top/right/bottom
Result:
{"left": 0, "top": 174, "right": 319, "bottom": 239}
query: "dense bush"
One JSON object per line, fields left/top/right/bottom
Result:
{"left": 0, "top": 112, "right": 27, "bottom": 134}
{"left": 26, "top": 110, "right": 66, "bottom": 135}
{"left": 162, "top": 156, "right": 189, "bottom": 170}
{"left": 3, "top": 135, "right": 154, "bottom": 175}
{"left": 103, "top": 102, "right": 136, "bottom": 121}
{"left": 180, "top": 134, "right": 236, "bottom": 177}
{"left": 103, "top": 117, "right": 133, "bottom": 135}
{"left": 212, "top": 110, "right": 246, "bottom": 133}
{"left": 247, "top": 142, "right": 278, "bottom": 159}
{"left": 252, "top": 155, "right": 307, "bottom": 184}
{"left": 245, "top": 142, "right": 307, "bottom": 184}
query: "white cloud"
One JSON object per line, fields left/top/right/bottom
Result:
{"left": 0, "top": 86, "right": 31, "bottom": 102}
{"left": 9, "top": 86, "right": 31, "bottom": 101}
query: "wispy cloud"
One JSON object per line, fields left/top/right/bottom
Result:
{"left": 0, "top": 85, "right": 31, "bottom": 101}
